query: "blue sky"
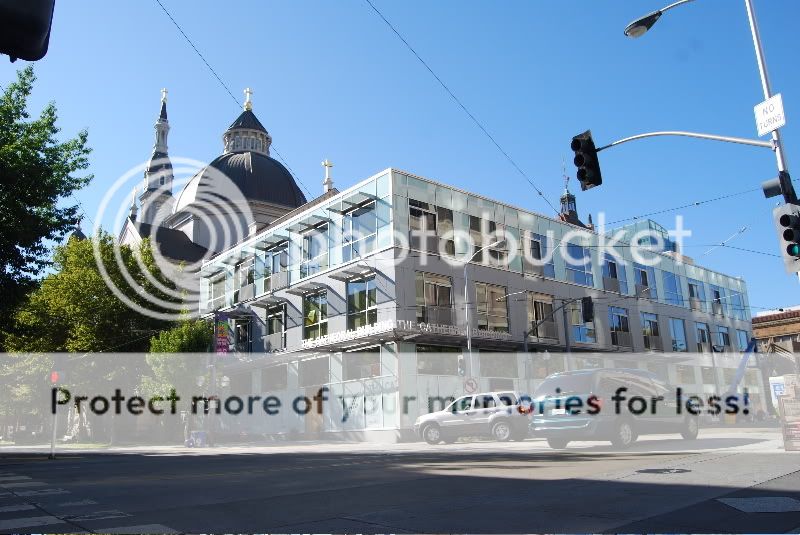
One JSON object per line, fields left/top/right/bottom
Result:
{"left": 2, "top": 0, "right": 799, "bottom": 312}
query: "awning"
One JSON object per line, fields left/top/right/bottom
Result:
{"left": 284, "top": 281, "right": 328, "bottom": 296}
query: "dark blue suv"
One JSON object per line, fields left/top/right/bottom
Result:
{"left": 531, "top": 368, "right": 699, "bottom": 449}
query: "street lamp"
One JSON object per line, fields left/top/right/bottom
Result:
{"left": 623, "top": 0, "right": 790, "bottom": 183}
{"left": 623, "top": 0, "right": 695, "bottom": 38}
{"left": 464, "top": 239, "right": 505, "bottom": 376}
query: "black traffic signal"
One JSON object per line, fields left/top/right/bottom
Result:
{"left": 774, "top": 203, "right": 800, "bottom": 273}
{"left": 570, "top": 130, "right": 602, "bottom": 191}
{"left": 581, "top": 297, "right": 594, "bottom": 323}
{"left": 0, "top": 0, "right": 55, "bottom": 61}
{"left": 457, "top": 355, "right": 466, "bottom": 377}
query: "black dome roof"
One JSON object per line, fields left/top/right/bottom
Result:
{"left": 227, "top": 110, "right": 267, "bottom": 133}
{"left": 175, "top": 151, "right": 307, "bottom": 212}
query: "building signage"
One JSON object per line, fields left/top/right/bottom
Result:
{"left": 779, "top": 398, "right": 800, "bottom": 452}
{"left": 215, "top": 313, "right": 231, "bottom": 355}
{"left": 754, "top": 93, "right": 786, "bottom": 137}
{"left": 300, "top": 319, "right": 513, "bottom": 349}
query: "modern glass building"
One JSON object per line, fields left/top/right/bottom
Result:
{"left": 199, "top": 168, "right": 761, "bottom": 441}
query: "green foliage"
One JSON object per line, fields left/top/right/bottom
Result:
{"left": 149, "top": 320, "right": 212, "bottom": 353}
{"left": 4, "top": 232, "right": 177, "bottom": 353}
{"left": 142, "top": 320, "right": 212, "bottom": 400}
{"left": 0, "top": 66, "right": 92, "bottom": 348}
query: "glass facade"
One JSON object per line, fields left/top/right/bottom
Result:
{"left": 303, "top": 292, "right": 328, "bottom": 340}
{"left": 565, "top": 243, "right": 594, "bottom": 287}
{"left": 347, "top": 276, "right": 378, "bottom": 331}
{"left": 669, "top": 317, "right": 688, "bottom": 352}
{"left": 475, "top": 282, "right": 509, "bottom": 332}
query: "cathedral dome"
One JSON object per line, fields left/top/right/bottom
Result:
{"left": 174, "top": 88, "right": 307, "bottom": 214}
{"left": 174, "top": 150, "right": 307, "bottom": 213}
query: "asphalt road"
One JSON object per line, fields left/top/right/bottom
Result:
{"left": 1, "top": 428, "right": 798, "bottom": 533}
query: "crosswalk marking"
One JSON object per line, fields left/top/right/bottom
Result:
{"left": 16, "top": 488, "right": 69, "bottom": 497}
{"left": 0, "top": 504, "right": 36, "bottom": 513}
{"left": 0, "top": 473, "right": 177, "bottom": 534}
{"left": 0, "top": 515, "right": 65, "bottom": 530}
{"left": 98, "top": 523, "right": 178, "bottom": 534}
{"left": 0, "top": 476, "right": 31, "bottom": 482}
{"left": 0, "top": 481, "right": 46, "bottom": 488}
{"left": 56, "top": 499, "right": 98, "bottom": 507}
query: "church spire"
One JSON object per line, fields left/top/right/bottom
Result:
{"left": 139, "top": 89, "right": 175, "bottom": 225}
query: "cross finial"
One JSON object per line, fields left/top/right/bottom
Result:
{"left": 161, "top": 88, "right": 168, "bottom": 103}
{"left": 322, "top": 159, "right": 334, "bottom": 192}
{"left": 244, "top": 87, "right": 253, "bottom": 111}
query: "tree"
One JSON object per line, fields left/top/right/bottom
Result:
{"left": 142, "top": 320, "right": 212, "bottom": 401}
{"left": 3, "top": 232, "right": 181, "bottom": 442}
{"left": 0, "top": 66, "right": 92, "bottom": 349}
{"left": 5, "top": 232, "right": 177, "bottom": 353}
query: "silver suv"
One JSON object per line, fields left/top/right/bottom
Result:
{"left": 414, "top": 391, "right": 530, "bottom": 444}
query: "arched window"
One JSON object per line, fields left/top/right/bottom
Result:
{"left": 159, "top": 176, "right": 165, "bottom": 186}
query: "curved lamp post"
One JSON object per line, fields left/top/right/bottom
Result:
{"left": 464, "top": 239, "right": 505, "bottom": 376}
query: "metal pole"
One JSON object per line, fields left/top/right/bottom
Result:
{"left": 48, "top": 404, "right": 58, "bottom": 460}
{"left": 744, "top": 0, "right": 788, "bottom": 173}
{"left": 562, "top": 300, "right": 571, "bottom": 371}
{"left": 464, "top": 263, "right": 473, "bottom": 375}
{"left": 595, "top": 130, "right": 772, "bottom": 152}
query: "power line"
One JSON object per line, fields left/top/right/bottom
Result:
{"left": 606, "top": 186, "right": 761, "bottom": 225}
{"left": 152, "top": 0, "right": 312, "bottom": 198}
{"left": 363, "top": 0, "right": 560, "bottom": 216}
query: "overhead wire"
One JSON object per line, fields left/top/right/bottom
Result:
{"left": 152, "top": 0, "right": 313, "bottom": 198}
{"left": 362, "top": 0, "right": 560, "bottom": 217}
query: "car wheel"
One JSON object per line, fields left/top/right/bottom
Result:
{"left": 681, "top": 416, "right": 699, "bottom": 440}
{"left": 491, "top": 420, "right": 512, "bottom": 442}
{"left": 610, "top": 419, "right": 637, "bottom": 449}
{"left": 422, "top": 424, "right": 442, "bottom": 445}
{"left": 547, "top": 438, "right": 569, "bottom": 449}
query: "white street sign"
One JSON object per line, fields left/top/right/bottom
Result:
{"left": 754, "top": 93, "right": 786, "bottom": 137}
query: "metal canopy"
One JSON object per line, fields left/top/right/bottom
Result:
{"left": 254, "top": 233, "right": 289, "bottom": 251}
{"left": 250, "top": 294, "right": 284, "bottom": 308}
{"left": 285, "top": 213, "right": 330, "bottom": 233}
{"left": 328, "top": 265, "right": 377, "bottom": 282}
{"left": 326, "top": 191, "right": 377, "bottom": 214}
{"left": 284, "top": 281, "right": 327, "bottom": 296}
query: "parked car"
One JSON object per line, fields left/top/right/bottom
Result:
{"left": 531, "top": 368, "right": 699, "bottom": 449}
{"left": 414, "top": 391, "right": 531, "bottom": 444}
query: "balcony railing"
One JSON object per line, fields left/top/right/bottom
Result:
{"left": 712, "top": 302, "right": 725, "bottom": 315}
{"left": 611, "top": 330, "right": 633, "bottom": 347}
{"left": 417, "top": 305, "right": 454, "bottom": 326}
{"left": 234, "top": 282, "right": 255, "bottom": 303}
{"left": 264, "top": 271, "right": 290, "bottom": 293}
{"left": 530, "top": 320, "right": 558, "bottom": 340}
{"left": 603, "top": 276, "right": 621, "bottom": 293}
{"left": 523, "top": 261, "right": 544, "bottom": 278}
{"left": 635, "top": 284, "right": 651, "bottom": 299}
{"left": 689, "top": 297, "right": 703, "bottom": 311}
{"left": 643, "top": 334, "right": 663, "bottom": 351}
{"left": 264, "top": 332, "right": 285, "bottom": 352}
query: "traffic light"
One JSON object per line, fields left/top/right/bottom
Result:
{"left": 457, "top": 355, "right": 466, "bottom": 377}
{"left": 570, "top": 130, "right": 603, "bottom": 191}
{"left": 49, "top": 370, "right": 60, "bottom": 385}
{"left": 0, "top": 0, "right": 55, "bottom": 61}
{"left": 581, "top": 297, "right": 594, "bottom": 323}
{"left": 774, "top": 203, "right": 800, "bottom": 273}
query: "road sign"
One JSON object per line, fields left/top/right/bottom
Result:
{"left": 754, "top": 93, "right": 786, "bottom": 137}
{"left": 464, "top": 377, "right": 478, "bottom": 394}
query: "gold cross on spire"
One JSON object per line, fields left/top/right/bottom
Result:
{"left": 161, "top": 88, "right": 168, "bottom": 103}
{"left": 244, "top": 87, "right": 253, "bottom": 111}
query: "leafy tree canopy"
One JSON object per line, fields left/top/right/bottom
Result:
{"left": 0, "top": 66, "right": 92, "bottom": 347}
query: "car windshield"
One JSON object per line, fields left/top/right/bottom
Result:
{"left": 534, "top": 374, "right": 594, "bottom": 396}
